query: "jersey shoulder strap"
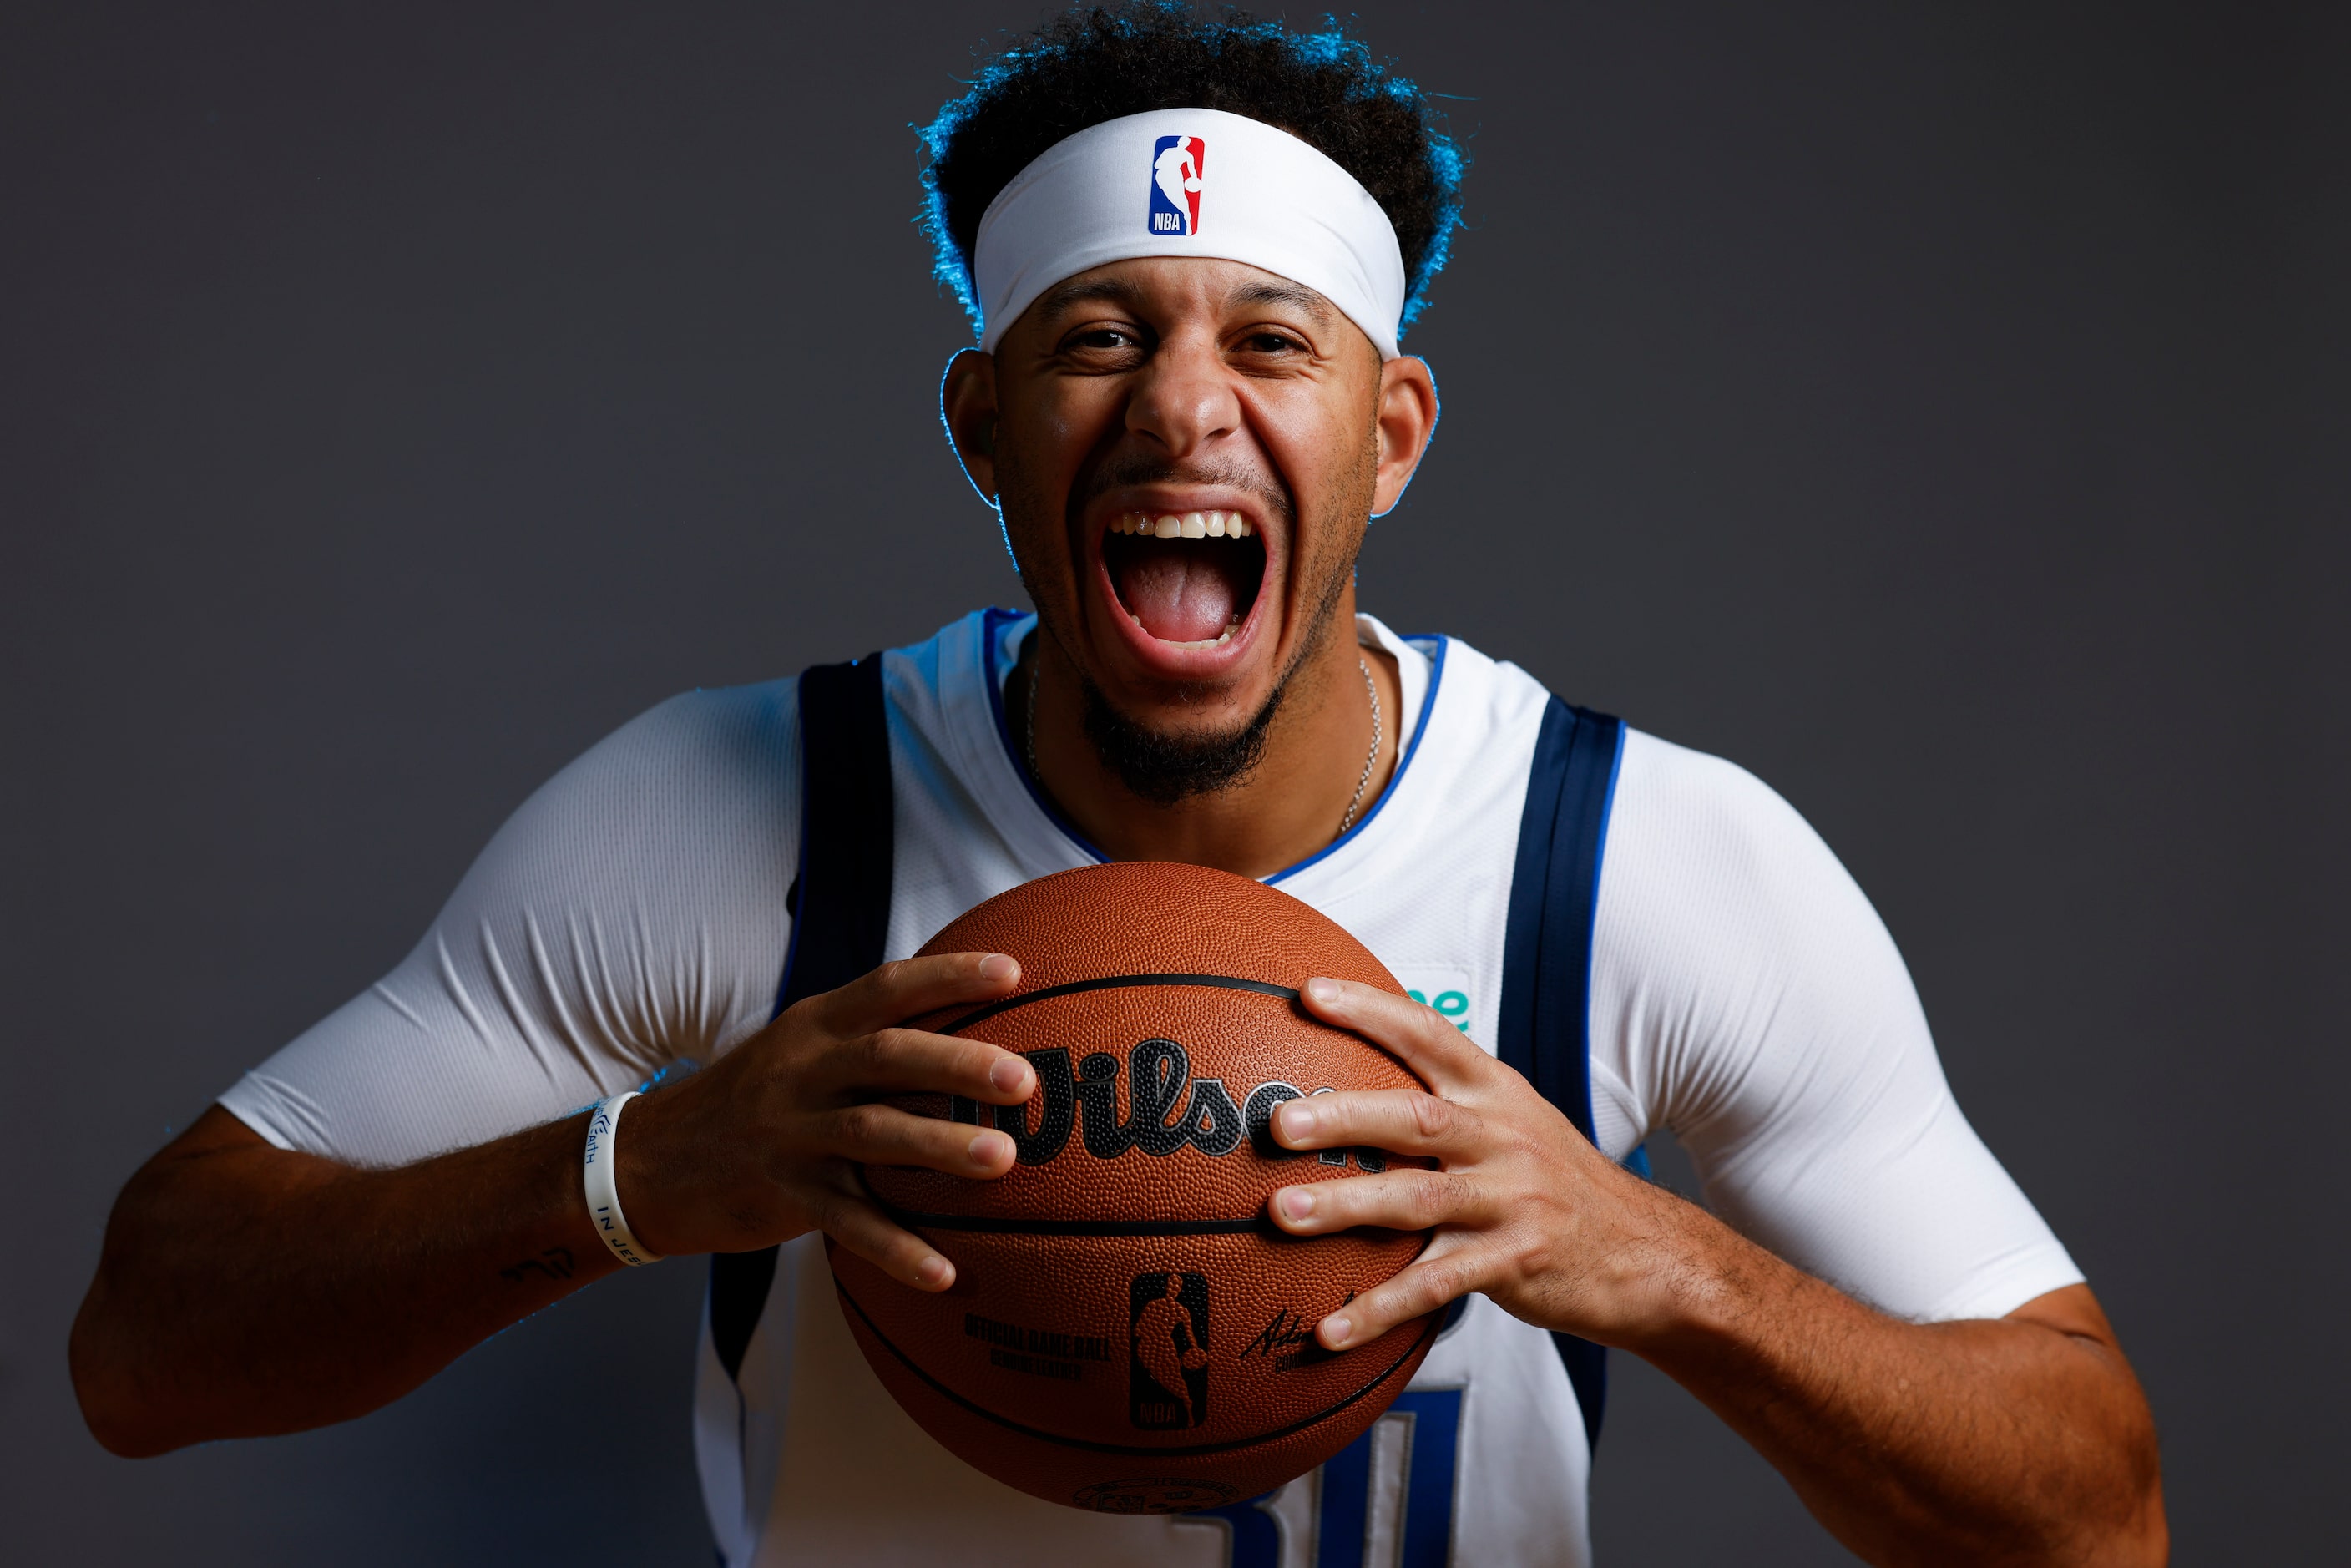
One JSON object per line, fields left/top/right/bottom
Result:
{"left": 1495, "top": 695, "right": 1627, "bottom": 1454}
{"left": 709, "top": 655, "right": 895, "bottom": 1382}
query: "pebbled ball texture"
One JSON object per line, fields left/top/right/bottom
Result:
{"left": 826, "top": 861, "right": 1440, "bottom": 1514}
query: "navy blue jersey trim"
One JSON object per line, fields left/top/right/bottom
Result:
{"left": 771, "top": 655, "right": 895, "bottom": 1024}
{"left": 709, "top": 655, "right": 896, "bottom": 1386}
{"left": 980, "top": 609, "right": 1448, "bottom": 886}
{"left": 1496, "top": 701, "right": 1622, "bottom": 1138}
{"left": 1266, "top": 635, "right": 1448, "bottom": 886}
{"left": 1495, "top": 696, "right": 1625, "bottom": 1454}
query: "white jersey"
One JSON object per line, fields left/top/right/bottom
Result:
{"left": 220, "top": 609, "right": 2081, "bottom": 1567}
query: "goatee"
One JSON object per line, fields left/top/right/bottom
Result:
{"left": 1077, "top": 671, "right": 1282, "bottom": 805}
{"left": 1067, "top": 550, "right": 1352, "bottom": 807}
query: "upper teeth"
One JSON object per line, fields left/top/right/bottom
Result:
{"left": 1113, "top": 510, "right": 1252, "bottom": 539}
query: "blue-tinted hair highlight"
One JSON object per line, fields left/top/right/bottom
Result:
{"left": 915, "top": 5, "right": 1467, "bottom": 343}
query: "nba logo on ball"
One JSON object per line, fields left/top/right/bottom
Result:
{"left": 1129, "top": 1272, "right": 1211, "bottom": 1429}
{"left": 1146, "top": 134, "right": 1206, "bottom": 235}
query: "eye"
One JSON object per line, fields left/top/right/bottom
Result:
{"left": 1237, "top": 330, "right": 1304, "bottom": 356}
{"left": 1056, "top": 323, "right": 1149, "bottom": 367}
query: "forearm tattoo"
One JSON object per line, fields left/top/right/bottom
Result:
{"left": 498, "top": 1247, "right": 576, "bottom": 1285}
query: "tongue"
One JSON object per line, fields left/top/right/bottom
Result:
{"left": 1115, "top": 544, "right": 1240, "bottom": 643}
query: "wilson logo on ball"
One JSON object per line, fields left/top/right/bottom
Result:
{"left": 951, "top": 1039, "right": 1388, "bottom": 1171}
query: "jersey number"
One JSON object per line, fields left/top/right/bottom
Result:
{"left": 1196, "top": 1388, "right": 1464, "bottom": 1568}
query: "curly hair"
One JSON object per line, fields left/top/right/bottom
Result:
{"left": 920, "top": 3, "right": 1466, "bottom": 341}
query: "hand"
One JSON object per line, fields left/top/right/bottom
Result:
{"left": 618, "top": 953, "right": 1036, "bottom": 1292}
{"left": 1271, "top": 981, "right": 2170, "bottom": 1565}
{"left": 1267, "top": 976, "right": 1688, "bottom": 1353}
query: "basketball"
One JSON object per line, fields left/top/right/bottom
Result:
{"left": 824, "top": 862, "right": 1441, "bottom": 1514}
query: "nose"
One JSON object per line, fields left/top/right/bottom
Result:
{"left": 1124, "top": 329, "right": 1241, "bottom": 460}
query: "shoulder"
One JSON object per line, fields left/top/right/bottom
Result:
{"left": 1600, "top": 726, "right": 1904, "bottom": 989}
{"left": 1410, "top": 632, "right": 1553, "bottom": 751}
{"left": 451, "top": 677, "right": 806, "bottom": 911}
{"left": 1386, "top": 631, "right": 1824, "bottom": 885}
{"left": 522, "top": 678, "right": 800, "bottom": 827}
{"left": 1605, "top": 729, "right": 1853, "bottom": 906}
{"left": 1594, "top": 728, "right": 1929, "bottom": 1137}
{"left": 1366, "top": 630, "right": 1555, "bottom": 826}
{"left": 590, "top": 676, "right": 801, "bottom": 777}
{"left": 497, "top": 613, "right": 988, "bottom": 884}
{"left": 877, "top": 609, "right": 993, "bottom": 748}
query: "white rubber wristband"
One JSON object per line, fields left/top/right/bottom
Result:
{"left": 583, "top": 1092, "right": 662, "bottom": 1267}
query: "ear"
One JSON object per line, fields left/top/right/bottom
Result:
{"left": 939, "top": 348, "right": 1001, "bottom": 504}
{"left": 1369, "top": 355, "right": 1440, "bottom": 518}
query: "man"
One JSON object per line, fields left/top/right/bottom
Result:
{"left": 70, "top": 6, "right": 2165, "bottom": 1565}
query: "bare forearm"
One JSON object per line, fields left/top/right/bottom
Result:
{"left": 1261, "top": 983, "right": 2166, "bottom": 1564}
{"left": 70, "top": 1106, "right": 619, "bottom": 1455}
{"left": 70, "top": 954, "right": 1038, "bottom": 1458}
{"left": 1625, "top": 1203, "right": 2165, "bottom": 1566}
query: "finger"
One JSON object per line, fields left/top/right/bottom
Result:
{"left": 1301, "top": 977, "right": 1493, "bottom": 1094}
{"left": 820, "top": 1101, "right": 1020, "bottom": 1179}
{"left": 1270, "top": 1086, "right": 1481, "bottom": 1159}
{"left": 1268, "top": 1166, "right": 1487, "bottom": 1237}
{"left": 814, "top": 952, "right": 1021, "bottom": 1037}
{"left": 820, "top": 1025, "right": 1037, "bottom": 1105}
{"left": 1317, "top": 1244, "right": 1484, "bottom": 1350}
{"left": 817, "top": 1180, "right": 960, "bottom": 1291}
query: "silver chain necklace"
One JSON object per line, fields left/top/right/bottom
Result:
{"left": 1025, "top": 650, "right": 1383, "bottom": 846}
{"left": 1336, "top": 655, "right": 1382, "bottom": 837}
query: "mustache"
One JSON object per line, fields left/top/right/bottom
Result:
{"left": 1072, "top": 455, "right": 1294, "bottom": 526}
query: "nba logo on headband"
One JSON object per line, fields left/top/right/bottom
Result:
{"left": 1146, "top": 134, "right": 1206, "bottom": 235}
{"left": 974, "top": 109, "right": 1404, "bottom": 357}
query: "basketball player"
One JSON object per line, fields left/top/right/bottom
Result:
{"left": 71, "top": 6, "right": 2166, "bottom": 1565}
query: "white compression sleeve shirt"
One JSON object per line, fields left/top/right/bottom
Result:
{"left": 1586, "top": 733, "right": 2079, "bottom": 1322}
{"left": 221, "top": 681, "right": 804, "bottom": 1166}
{"left": 219, "top": 615, "right": 2079, "bottom": 1328}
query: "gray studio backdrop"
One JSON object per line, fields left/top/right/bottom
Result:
{"left": 5, "top": 3, "right": 2343, "bottom": 1562}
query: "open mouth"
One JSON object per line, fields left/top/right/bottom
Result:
{"left": 1100, "top": 510, "right": 1268, "bottom": 650}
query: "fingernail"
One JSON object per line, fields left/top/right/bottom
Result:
{"left": 1323, "top": 1314, "right": 1352, "bottom": 1347}
{"left": 970, "top": 1130, "right": 1013, "bottom": 1165}
{"left": 988, "top": 1057, "right": 1030, "bottom": 1095}
{"left": 1278, "top": 1187, "right": 1315, "bottom": 1222}
{"left": 1277, "top": 1100, "right": 1316, "bottom": 1138}
{"left": 918, "top": 1256, "right": 952, "bottom": 1289}
{"left": 1305, "top": 977, "right": 1337, "bottom": 1004}
{"left": 978, "top": 954, "right": 1018, "bottom": 982}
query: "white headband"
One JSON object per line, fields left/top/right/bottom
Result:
{"left": 972, "top": 108, "right": 1408, "bottom": 360}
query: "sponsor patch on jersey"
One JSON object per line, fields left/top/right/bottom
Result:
{"left": 1147, "top": 134, "right": 1206, "bottom": 235}
{"left": 1398, "top": 967, "right": 1479, "bottom": 1035}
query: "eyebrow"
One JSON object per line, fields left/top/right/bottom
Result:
{"left": 1026, "top": 274, "right": 1339, "bottom": 326}
{"left": 1225, "top": 280, "right": 1335, "bottom": 323}
{"left": 1029, "top": 277, "right": 1146, "bottom": 318}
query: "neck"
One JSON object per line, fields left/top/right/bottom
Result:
{"left": 1014, "top": 596, "right": 1402, "bottom": 879}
